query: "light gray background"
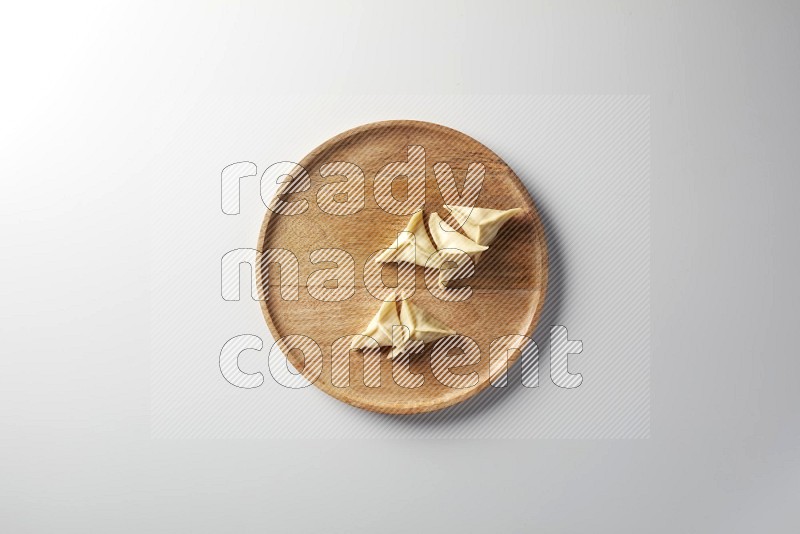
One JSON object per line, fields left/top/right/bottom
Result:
{"left": 1, "top": 0, "right": 798, "bottom": 532}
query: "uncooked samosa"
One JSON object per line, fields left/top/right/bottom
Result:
{"left": 351, "top": 298, "right": 456, "bottom": 355}
{"left": 400, "top": 299, "right": 456, "bottom": 345}
{"left": 428, "top": 212, "right": 488, "bottom": 258}
{"left": 443, "top": 205, "right": 523, "bottom": 246}
{"left": 374, "top": 211, "right": 438, "bottom": 267}
{"left": 350, "top": 298, "right": 404, "bottom": 349}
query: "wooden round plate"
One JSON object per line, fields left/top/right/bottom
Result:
{"left": 257, "top": 120, "right": 547, "bottom": 414}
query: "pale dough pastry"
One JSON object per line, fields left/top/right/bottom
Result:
{"left": 352, "top": 298, "right": 455, "bottom": 354}
{"left": 427, "top": 212, "right": 488, "bottom": 258}
{"left": 443, "top": 205, "right": 523, "bottom": 246}
{"left": 373, "top": 211, "right": 438, "bottom": 267}
{"left": 400, "top": 299, "right": 456, "bottom": 345}
{"left": 350, "top": 298, "right": 403, "bottom": 349}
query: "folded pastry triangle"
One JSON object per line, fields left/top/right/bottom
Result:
{"left": 352, "top": 299, "right": 456, "bottom": 354}
{"left": 443, "top": 205, "right": 523, "bottom": 246}
{"left": 399, "top": 299, "right": 456, "bottom": 344}
{"left": 350, "top": 298, "right": 403, "bottom": 349}
{"left": 428, "top": 212, "right": 489, "bottom": 258}
{"left": 374, "top": 211, "right": 438, "bottom": 267}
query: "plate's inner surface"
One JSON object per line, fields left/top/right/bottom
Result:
{"left": 258, "top": 121, "right": 547, "bottom": 414}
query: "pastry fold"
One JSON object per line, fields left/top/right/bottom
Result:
{"left": 350, "top": 298, "right": 404, "bottom": 349}
{"left": 351, "top": 298, "right": 455, "bottom": 356}
{"left": 373, "top": 211, "right": 438, "bottom": 267}
{"left": 443, "top": 205, "right": 523, "bottom": 246}
{"left": 428, "top": 212, "right": 488, "bottom": 258}
{"left": 400, "top": 299, "right": 456, "bottom": 345}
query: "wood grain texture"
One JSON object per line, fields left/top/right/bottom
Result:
{"left": 257, "top": 120, "right": 548, "bottom": 414}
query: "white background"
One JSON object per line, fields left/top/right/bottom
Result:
{"left": 1, "top": 1, "right": 799, "bottom": 532}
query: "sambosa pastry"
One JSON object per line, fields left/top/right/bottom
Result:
{"left": 400, "top": 299, "right": 456, "bottom": 345}
{"left": 373, "top": 210, "right": 438, "bottom": 267}
{"left": 427, "top": 212, "right": 488, "bottom": 260}
{"left": 351, "top": 298, "right": 456, "bottom": 355}
{"left": 428, "top": 212, "right": 489, "bottom": 286}
{"left": 350, "top": 298, "right": 404, "bottom": 350}
{"left": 443, "top": 205, "right": 523, "bottom": 246}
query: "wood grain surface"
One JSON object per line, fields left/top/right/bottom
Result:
{"left": 257, "top": 120, "right": 548, "bottom": 414}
